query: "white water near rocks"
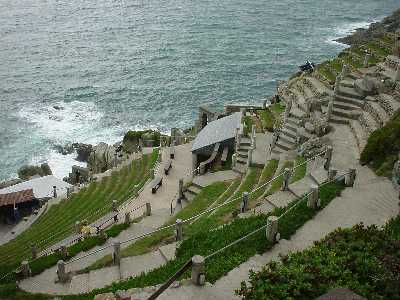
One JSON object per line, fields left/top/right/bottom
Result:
{"left": 0, "top": 0, "right": 399, "bottom": 180}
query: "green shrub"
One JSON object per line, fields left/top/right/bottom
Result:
{"left": 360, "top": 110, "right": 400, "bottom": 177}
{"left": 237, "top": 217, "right": 400, "bottom": 300}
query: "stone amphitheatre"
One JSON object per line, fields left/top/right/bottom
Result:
{"left": 0, "top": 18, "right": 400, "bottom": 300}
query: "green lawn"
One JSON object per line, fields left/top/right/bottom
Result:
{"left": 290, "top": 156, "right": 307, "bottom": 183}
{"left": 250, "top": 159, "right": 279, "bottom": 202}
{"left": 0, "top": 149, "right": 159, "bottom": 280}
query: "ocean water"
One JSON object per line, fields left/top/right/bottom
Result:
{"left": 0, "top": 0, "right": 399, "bottom": 181}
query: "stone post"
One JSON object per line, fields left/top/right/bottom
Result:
{"left": 21, "top": 260, "right": 31, "bottom": 278}
{"left": 265, "top": 216, "right": 279, "bottom": 243}
{"left": 334, "top": 76, "right": 340, "bottom": 94}
{"left": 192, "top": 153, "right": 198, "bottom": 174}
{"left": 341, "top": 64, "right": 349, "bottom": 79}
{"left": 150, "top": 168, "right": 155, "bottom": 180}
{"left": 31, "top": 243, "right": 37, "bottom": 259}
{"left": 345, "top": 168, "right": 356, "bottom": 187}
{"left": 328, "top": 169, "right": 337, "bottom": 181}
{"left": 281, "top": 168, "right": 291, "bottom": 191}
{"left": 57, "top": 260, "right": 68, "bottom": 283}
{"left": 112, "top": 200, "right": 118, "bottom": 212}
{"left": 175, "top": 219, "right": 183, "bottom": 241}
{"left": 67, "top": 187, "right": 73, "bottom": 198}
{"left": 60, "top": 245, "right": 68, "bottom": 260}
{"left": 113, "top": 242, "right": 121, "bottom": 265}
{"left": 363, "top": 53, "right": 371, "bottom": 68}
{"left": 232, "top": 153, "right": 237, "bottom": 168}
{"left": 251, "top": 125, "right": 257, "bottom": 149}
{"left": 241, "top": 192, "right": 249, "bottom": 213}
{"left": 124, "top": 212, "right": 131, "bottom": 224}
{"left": 75, "top": 221, "right": 81, "bottom": 234}
{"left": 53, "top": 186, "right": 57, "bottom": 198}
{"left": 247, "top": 149, "right": 253, "bottom": 168}
{"left": 146, "top": 202, "right": 152, "bottom": 216}
{"left": 178, "top": 178, "right": 184, "bottom": 199}
{"left": 324, "top": 146, "right": 333, "bottom": 171}
{"left": 307, "top": 185, "right": 319, "bottom": 209}
{"left": 326, "top": 99, "right": 334, "bottom": 122}
{"left": 191, "top": 255, "right": 205, "bottom": 286}
{"left": 395, "top": 66, "right": 400, "bottom": 82}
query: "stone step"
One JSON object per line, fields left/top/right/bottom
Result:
{"left": 240, "top": 137, "right": 252, "bottom": 146}
{"left": 334, "top": 94, "right": 365, "bottom": 109}
{"left": 183, "top": 191, "right": 195, "bottom": 202}
{"left": 253, "top": 200, "right": 276, "bottom": 215}
{"left": 364, "top": 100, "right": 390, "bottom": 127}
{"left": 349, "top": 120, "right": 368, "bottom": 153}
{"left": 304, "top": 76, "right": 332, "bottom": 96}
{"left": 158, "top": 243, "right": 176, "bottom": 262}
{"left": 186, "top": 185, "right": 202, "bottom": 195}
{"left": 191, "top": 181, "right": 203, "bottom": 190}
{"left": 336, "top": 86, "right": 364, "bottom": 100}
{"left": 279, "top": 134, "right": 296, "bottom": 145}
{"left": 329, "top": 115, "right": 350, "bottom": 125}
{"left": 275, "top": 140, "right": 293, "bottom": 151}
{"left": 332, "top": 107, "right": 362, "bottom": 120}
{"left": 239, "top": 145, "right": 253, "bottom": 151}
{"left": 237, "top": 156, "right": 248, "bottom": 165}
{"left": 89, "top": 265, "right": 120, "bottom": 291}
{"left": 359, "top": 111, "right": 379, "bottom": 134}
{"left": 299, "top": 82, "right": 314, "bottom": 99}
{"left": 237, "top": 150, "right": 248, "bottom": 158}
{"left": 333, "top": 100, "right": 361, "bottom": 111}
{"left": 286, "top": 117, "right": 303, "bottom": 127}
{"left": 289, "top": 175, "right": 316, "bottom": 198}
{"left": 233, "top": 163, "right": 247, "bottom": 175}
{"left": 309, "top": 167, "right": 328, "bottom": 186}
{"left": 290, "top": 88, "right": 307, "bottom": 111}
{"left": 376, "top": 94, "right": 400, "bottom": 117}
{"left": 281, "top": 128, "right": 297, "bottom": 139}
{"left": 340, "top": 79, "right": 354, "bottom": 88}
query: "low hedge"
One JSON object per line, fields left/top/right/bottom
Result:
{"left": 360, "top": 110, "right": 400, "bottom": 177}
{"left": 237, "top": 216, "right": 400, "bottom": 299}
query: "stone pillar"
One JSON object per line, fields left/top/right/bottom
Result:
{"left": 113, "top": 242, "right": 121, "bottom": 265}
{"left": 191, "top": 255, "right": 205, "bottom": 286}
{"left": 363, "top": 53, "right": 371, "bottom": 68}
{"left": 175, "top": 219, "right": 183, "bottom": 241}
{"left": 345, "top": 168, "right": 356, "bottom": 187}
{"left": 341, "top": 64, "right": 350, "bottom": 79}
{"left": 192, "top": 153, "right": 198, "bottom": 174}
{"left": 124, "top": 212, "right": 131, "bottom": 224}
{"left": 112, "top": 200, "right": 118, "bottom": 212}
{"left": 281, "top": 168, "right": 291, "bottom": 191}
{"left": 251, "top": 125, "right": 257, "bottom": 149}
{"left": 75, "top": 221, "right": 81, "bottom": 234}
{"left": 395, "top": 66, "right": 400, "bottom": 82}
{"left": 307, "top": 185, "right": 319, "bottom": 209}
{"left": 265, "top": 216, "right": 279, "bottom": 243}
{"left": 324, "top": 146, "right": 333, "bottom": 171}
{"left": 334, "top": 76, "right": 340, "bottom": 94}
{"left": 60, "top": 245, "right": 68, "bottom": 260}
{"left": 57, "top": 260, "right": 68, "bottom": 283}
{"left": 21, "top": 260, "right": 31, "bottom": 278}
{"left": 178, "top": 178, "right": 184, "bottom": 199}
{"left": 241, "top": 192, "right": 249, "bottom": 213}
{"left": 326, "top": 99, "right": 334, "bottom": 122}
{"left": 247, "top": 149, "right": 253, "bottom": 168}
{"left": 31, "top": 243, "right": 37, "bottom": 259}
{"left": 53, "top": 186, "right": 57, "bottom": 198}
{"left": 328, "top": 169, "right": 337, "bottom": 181}
{"left": 146, "top": 202, "right": 152, "bottom": 216}
{"left": 232, "top": 153, "right": 237, "bottom": 168}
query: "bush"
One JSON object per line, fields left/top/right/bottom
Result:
{"left": 360, "top": 110, "right": 400, "bottom": 177}
{"left": 17, "top": 163, "right": 52, "bottom": 180}
{"left": 237, "top": 217, "right": 400, "bottom": 300}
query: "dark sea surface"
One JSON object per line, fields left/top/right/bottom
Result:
{"left": 0, "top": 0, "right": 399, "bottom": 180}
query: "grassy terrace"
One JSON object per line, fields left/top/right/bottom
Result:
{"left": 0, "top": 149, "right": 159, "bottom": 280}
{"left": 257, "top": 103, "right": 285, "bottom": 132}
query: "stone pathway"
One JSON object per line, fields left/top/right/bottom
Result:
{"left": 251, "top": 132, "right": 272, "bottom": 166}
{"left": 124, "top": 124, "right": 398, "bottom": 300}
{"left": 192, "top": 171, "right": 238, "bottom": 188}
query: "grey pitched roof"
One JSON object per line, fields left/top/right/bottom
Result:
{"left": 192, "top": 112, "right": 241, "bottom": 152}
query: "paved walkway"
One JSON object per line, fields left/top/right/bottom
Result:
{"left": 19, "top": 143, "right": 193, "bottom": 295}
{"left": 192, "top": 171, "right": 238, "bottom": 188}
{"left": 252, "top": 132, "right": 272, "bottom": 166}
{"left": 124, "top": 125, "right": 399, "bottom": 300}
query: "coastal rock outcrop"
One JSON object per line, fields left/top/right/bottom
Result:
{"left": 17, "top": 163, "right": 53, "bottom": 180}
{"left": 87, "top": 142, "right": 117, "bottom": 173}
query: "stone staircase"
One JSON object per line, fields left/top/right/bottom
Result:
{"left": 233, "top": 137, "right": 252, "bottom": 174}
{"left": 377, "top": 55, "right": 400, "bottom": 81}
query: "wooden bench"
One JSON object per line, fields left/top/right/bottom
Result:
{"left": 164, "top": 160, "right": 172, "bottom": 175}
{"left": 170, "top": 146, "right": 175, "bottom": 159}
{"left": 151, "top": 177, "right": 163, "bottom": 194}
{"left": 221, "top": 146, "right": 229, "bottom": 165}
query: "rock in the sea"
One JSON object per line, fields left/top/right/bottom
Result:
{"left": 88, "top": 142, "right": 116, "bottom": 173}
{"left": 0, "top": 178, "right": 23, "bottom": 189}
{"left": 54, "top": 144, "right": 75, "bottom": 155}
{"left": 72, "top": 143, "right": 93, "bottom": 162}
